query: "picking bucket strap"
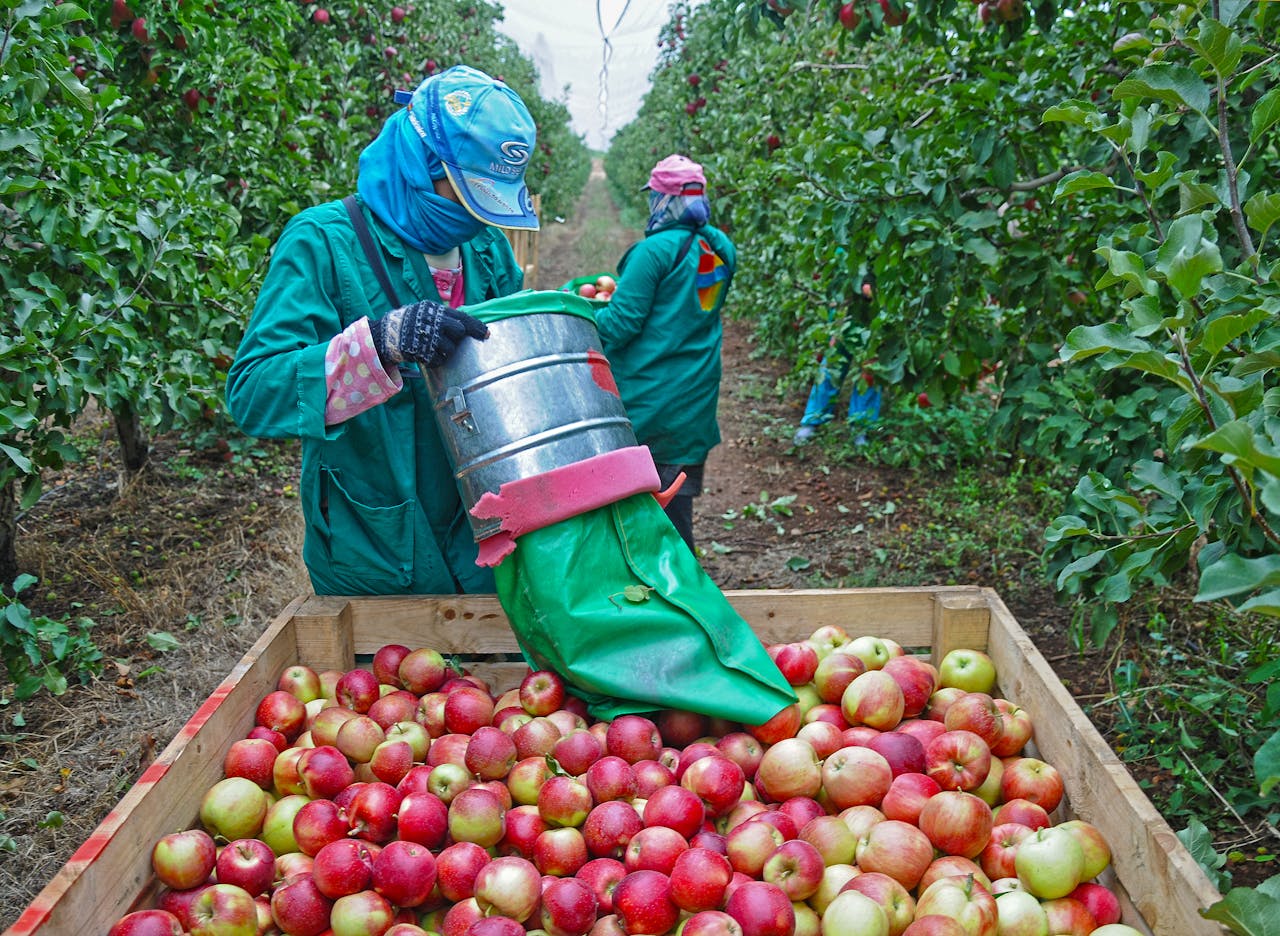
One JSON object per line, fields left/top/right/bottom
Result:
{"left": 342, "top": 195, "right": 402, "bottom": 309}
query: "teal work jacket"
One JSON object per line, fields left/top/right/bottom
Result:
{"left": 225, "top": 198, "right": 522, "bottom": 596}
{"left": 594, "top": 224, "right": 736, "bottom": 465}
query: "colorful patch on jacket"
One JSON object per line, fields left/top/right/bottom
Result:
{"left": 695, "top": 238, "right": 729, "bottom": 312}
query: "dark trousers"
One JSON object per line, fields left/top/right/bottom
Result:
{"left": 656, "top": 462, "right": 705, "bottom": 554}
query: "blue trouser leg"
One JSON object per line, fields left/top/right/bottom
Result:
{"left": 800, "top": 344, "right": 855, "bottom": 427}
{"left": 847, "top": 385, "right": 881, "bottom": 426}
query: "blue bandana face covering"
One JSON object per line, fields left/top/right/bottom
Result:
{"left": 646, "top": 191, "right": 711, "bottom": 233}
{"left": 357, "top": 109, "right": 486, "bottom": 254}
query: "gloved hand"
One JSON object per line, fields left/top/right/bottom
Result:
{"left": 368, "top": 300, "right": 489, "bottom": 369}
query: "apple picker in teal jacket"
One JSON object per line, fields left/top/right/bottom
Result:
{"left": 225, "top": 65, "right": 535, "bottom": 596}
{"left": 594, "top": 154, "right": 736, "bottom": 553}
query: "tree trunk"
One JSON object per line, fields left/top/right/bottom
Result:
{"left": 0, "top": 477, "right": 16, "bottom": 592}
{"left": 114, "top": 404, "right": 150, "bottom": 474}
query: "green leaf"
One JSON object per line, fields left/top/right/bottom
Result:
{"left": 1245, "top": 192, "right": 1280, "bottom": 241}
{"left": 1258, "top": 726, "right": 1280, "bottom": 794}
{"left": 0, "top": 442, "right": 32, "bottom": 474}
{"left": 144, "top": 631, "right": 181, "bottom": 652}
{"left": 1053, "top": 170, "right": 1116, "bottom": 199}
{"left": 1251, "top": 89, "right": 1280, "bottom": 146}
{"left": 1167, "top": 242, "right": 1223, "bottom": 299}
{"left": 1186, "top": 19, "right": 1243, "bottom": 76}
{"left": 1193, "top": 420, "right": 1280, "bottom": 476}
{"left": 1042, "top": 100, "right": 1099, "bottom": 126}
{"left": 1060, "top": 324, "right": 1154, "bottom": 362}
{"left": 785, "top": 556, "right": 811, "bottom": 571}
{"left": 40, "top": 56, "right": 92, "bottom": 112}
{"left": 1112, "top": 63, "right": 1212, "bottom": 116}
{"left": 1203, "top": 309, "right": 1271, "bottom": 355}
{"left": 1179, "top": 818, "right": 1229, "bottom": 885}
{"left": 962, "top": 238, "right": 999, "bottom": 266}
{"left": 1202, "top": 885, "right": 1280, "bottom": 936}
{"left": 1236, "top": 589, "right": 1280, "bottom": 617}
{"left": 1195, "top": 553, "right": 1280, "bottom": 603}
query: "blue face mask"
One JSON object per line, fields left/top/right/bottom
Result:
{"left": 357, "top": 109, "right": 485, "bottom": 254}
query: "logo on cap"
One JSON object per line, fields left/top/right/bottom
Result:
{"left": 444, "top": 90, "right": 472, "bottom": 116}
{"left": 499, "top": 141, "right": 531, "bottom": 168}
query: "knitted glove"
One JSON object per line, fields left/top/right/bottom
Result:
{"left": 368, "top": 299, "right": 489, "bottom": 369}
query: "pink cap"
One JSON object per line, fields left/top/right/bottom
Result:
{"left": 643, "top": 154, "right": 706, "bottom": 195}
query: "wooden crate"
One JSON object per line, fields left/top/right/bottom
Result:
{"left": 5, "top": 587, "right": 1226, "bottom": 936}
{"left": 503, "top": 193, "right": 542, "bottom": 289}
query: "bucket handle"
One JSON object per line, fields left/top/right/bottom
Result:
{"left": 444, "top": 387, "right": 477, "bottom": 433}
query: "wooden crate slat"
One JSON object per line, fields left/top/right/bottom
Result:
{"left": 981, "top": 590, "right": 1224, "bottom": 936}
{"left": 5, "top": 597, "right": 307, "bottom": 936}
{"left": 5, "top": 588, "right": 1228, "bottom": 936}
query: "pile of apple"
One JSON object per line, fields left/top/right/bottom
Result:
{"left": 109, "top": 629, "right": 1146, "bottom": 936}
{"left": 575, "top": 275, "right": 616, "bottom": 302}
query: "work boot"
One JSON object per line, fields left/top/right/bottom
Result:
{"left": 792, "top": 425, "right": 818, "bottom": 445}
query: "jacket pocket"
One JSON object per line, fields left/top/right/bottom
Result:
{"left": 316, "top": 467, "right": 415, "bottom": 593}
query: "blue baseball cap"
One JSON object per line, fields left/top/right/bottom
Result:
{"left": 404, "top": 65, "right": 540, "bottom": 231}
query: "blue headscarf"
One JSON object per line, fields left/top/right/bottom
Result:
{"left": 646, "top": 190, "right": 711, "bottom": 234}
{"left": 356, "top": 109, "right": 485, "bottom": 254}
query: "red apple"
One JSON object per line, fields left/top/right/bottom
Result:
{"left": 668, "top": 846, "right": 733, "bottom": 912}
{"left": 553, "top": 727, "right": 606, "bottom": 775}
{"left": 278, "top": 664, "right": 323, "bottom": 702}
{"left": 716, "top": 733, "right": 765, "bottom": 777}
{"left": 917, "top": 791, "right": 993, "bottom": 859}
{"left": 914, "top": 875, "right": 998, "bottom": 936}
{"left": 680, "top": 910, "right": 743, "bottom": 936}
{"left": 188, "top": 883, "right": 257, "bottom": 936}
{"left": 541, "top": 876, "right": 599, "bottom": 936}
{"left": 1000, "top": 757, "right": 1063, "bottom": 814}
{"left": 474, "top": 855, "right": 542, "bottom": 922}
{"left": 606, "top": 714, "right": 663, "bottom": 763}
{"left": 335, "top": 669, "right": 381, "bottom": 714}
{"left": 313, "top": 838, "right": 378, "bottom": 899}
{"left": 514, "top": 716, "right": 564, "bottom": 759}
{"left": 813, "top": 653, "right": 867, "bottom": 704}
{"left": 298, "top": 744, "right": 356, "bottom": 800}
{"left": 918, "top": 857, "right": 991, "bottom": 897}
{"left": 585, "top": 757, "right": 637, "bottom": 805}
{"left": 990, "top": 699, "right": 1033, "bottom": 757}
{"left": 979, "top": 823, "right": 1033, "bottom": 881}
{"left": 796, "top": 814, "right": 857, "bottom": 865}
{"left": 270, "top": 876, "right": 334, "bottom": 936}
{"left": 633, "top": 759, "right": 676, "bottom": 797}
{"left": 724, "top": 880, "right": 795, "bottom": 936}
{"left": 519, "top": 669, "right": 566, "bottom": 716}
{"left": 644, "top": 783, "right": 706, "bottom": 838}
{"left": 821, "top": 745, "right": 892, "bottom": 809}
{"left": 151, "top": 828, "right": 216, "bottom": 891}
{"left": 657, "top": 709, "right": 710, "bottom": 748}
{"left": 902, "top": 917, "right": 966, "bottom": 936}
{"left": 924, "top": 687, "right": 967, "bottom": 723}
{"left": 444, "top": 686, "right": 495, "bottom": 735}
{"left": 681, "top": 754, "right": 746, "bottom": 818}
{"left": 624, "top": 824, "right": 689, "bottom": 875}
{"left": 256, "top": 689, "right": 307, "bottom": 740}
{"left": 465, "top": 725, "right": 518, "bottom": 780}
{"left": 924, "top": 730, "right": 992, "bottom": 792}
{"left": 943, "top": 693, "right": 1005, "bottom": 751}
{"left": 449, "top": 785, "right": 506, "bottom": 847}
{"left": 854, "top": 818, "right": 933, "bottom": 891}
{"left": 839, "top": 871, "right": 914, "bottom": 935}
{"left": 107, "top": 910, "right": 185, "bottom": 936}
{"left": 894, "top": 718, "right": 947, "bottom": 747}
{"left": 841, "top": 671, "right": 905, "bottom": 730}
{"left": 539, "top": 775, "right": 594, "bottom": 828}
{"left": 768, "top": 642, "right": 820, "bottom": 686}
{"left": 398, "top": 648, "right": 447, "bottom": 695}
{"left": 336, "top": 715, "right": 386, "bottom": 764}
{"left": 368, "top": 690, "right": 420, "bottom": 730}
{"left": 879, "top": 656, "right": 939, "bottom": 719}
{"left": 746, "top": 704, "right": 802, "bottom": 745}
{"left": 215, "top": 837, "right": 275, "bottom": 898}
{"left": 1040, "top": 896, "right": 1097, "bottom": 935}
{"left": 535, "top": 825, "right": 590, "bottom": 876}
{"left": 436, "top": 841, "right": 492, "bottom": 902}
{"left": 330, "top": 889, "right": 395, "bottom": 936}
{"left": 311, "top": 706, "right": 358, "bottom": 748}
{"left": 880, "top": 772, "right": 941, "bottom": 826}
{"left": 761, "top": 838, "right": 825, "bottom": 900}
{"left": 796, "top": 720, "right": 845, "bottom": 758}
{"left": 992, "top": 798, "right": 1051, "bottom": 832}
{"left": 373, "top": 839, "right": 437, "bottom": 908}
{"left": 1069, "top": 881, "right": 1122, "bottom": 926}
{"left": 578, "top": 283, "right": 598, "bottom": 299}
{"left": 756, "top": 737, "right": 823, "bottom": 802}
{"left": 725, "top": 818, "right": 785, "bottom": 878}
{"left": 577, "top": 856, "right": 628, "bottom": 913}
{"left": 372, "top": 644, "right": 412, "bottom": 687}
{"left": 509, "top": 754, "right": 554, "bottom": 806}
{"left": 613, "top": 869, "right": 680, "bottom": 936}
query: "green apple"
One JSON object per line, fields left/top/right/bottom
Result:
{"left": 1014, "top": 826, "right": 1085, "bottom": 899}
{"left": 994, "top": 889, "right": 1049, "bottom": 935}
{"left": 938, "top": 648, "right": 998, "bottom": 694}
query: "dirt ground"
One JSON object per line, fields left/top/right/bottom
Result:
{"left": 0, "top": 164, "right": 1200, "bottom": 927}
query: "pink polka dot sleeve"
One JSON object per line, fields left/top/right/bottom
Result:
{"left": 323, "top": 317, "right": 404, "bottom": 426}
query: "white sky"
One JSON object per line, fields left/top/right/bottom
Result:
{"left": 496, "top": 1, "right": 688, "bottom": 151}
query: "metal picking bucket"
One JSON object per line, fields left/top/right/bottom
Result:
{"left": 423, "top": 312, "right": 637, "bottom": 541}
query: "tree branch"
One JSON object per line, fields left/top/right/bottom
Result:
{"left": 960, "top": 163, "right": 1110, "bottom": 201}
{"left": 791, "top": 61, "right": 867, "bottom": 71}
{"left": 1217, "top": 74, "right": 1259, "bottom": 270}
